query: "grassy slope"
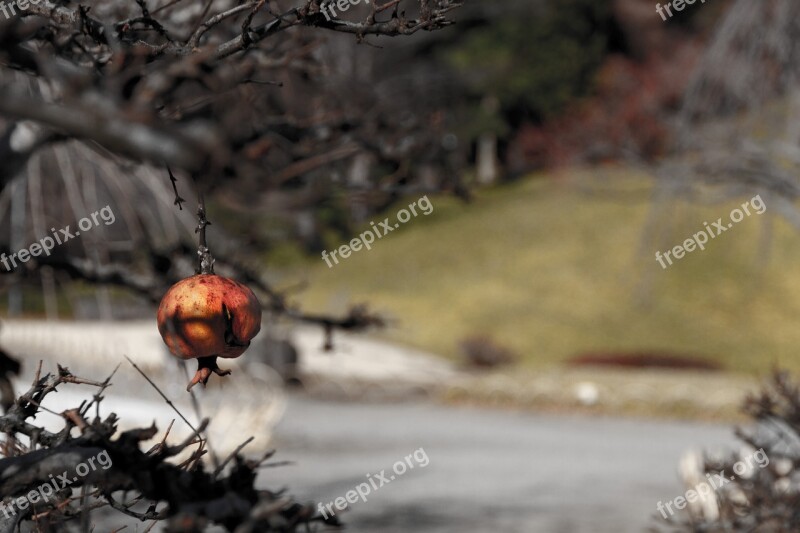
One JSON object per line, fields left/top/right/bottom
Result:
{"left": 279, "top": 168, "right": 800, "bottom": 375}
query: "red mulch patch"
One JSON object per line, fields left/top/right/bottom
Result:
{"left": 567, "top": 351, "right": 722, "bottom": 371}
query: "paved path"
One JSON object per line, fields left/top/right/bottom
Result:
{"left": 265, "top": 394, "right": 735, "bottom": 533}
{"left": 0, "top": 320, "right": 740, "bottom": 532}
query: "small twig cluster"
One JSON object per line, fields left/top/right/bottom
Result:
{"left": 0, "top": 356, "right": 337, "bottom": 531}
{"left": 661, "top": 371, "right": 800, "bottom": 532}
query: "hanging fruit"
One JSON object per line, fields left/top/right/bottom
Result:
{"left": 157, "top": 192, "right": 261, "bottom": 390}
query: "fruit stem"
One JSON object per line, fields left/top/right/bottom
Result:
{"left": 196, "top": 192, "right": 215, "bottom": 275}
{"left": 187, "top": 355, "right": 232, "bottom": 391}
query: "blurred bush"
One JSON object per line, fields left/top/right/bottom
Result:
{"left": 459, "top": 335, "right": 517, "bottom": 369}
{"left": 443, "top": 0, "right": 730, "bottom": 172}
{"left": 447, "top": 0, "right": 611, "bottom": 122}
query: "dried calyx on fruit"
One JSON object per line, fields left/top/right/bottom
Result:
{"left": 158, "top": 273, "right": 262, "bottom": 390}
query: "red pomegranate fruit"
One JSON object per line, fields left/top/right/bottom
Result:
{"left": 157, "top": 274, "right": 261, "bottom": 390}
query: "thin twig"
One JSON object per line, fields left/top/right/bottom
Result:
{"left": 166, "top": 165, "right": 185, "bottom": 210}
{"left": 180, "top": 361, "right": 220, "bottom": 470}
{"left": 214, "top": 436, "right": 254, "bottom": 477}
{"left": 123, "top": 355, "right": 199, "bottom": 435}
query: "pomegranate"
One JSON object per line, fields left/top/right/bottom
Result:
{"left": 157, "top": 274, "right": 261, "bottom": 390}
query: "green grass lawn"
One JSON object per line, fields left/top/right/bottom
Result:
{"left": 277, "top": 167, "right": 800, "bottom": 375}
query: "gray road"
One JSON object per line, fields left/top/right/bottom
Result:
{"left": 0, "top": 321, "right": 737, "bottom": 532}
{"left": 263, "top": 395, "right": 735, "bottom": 533}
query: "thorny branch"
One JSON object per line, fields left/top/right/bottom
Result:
{"left": 0, "top": 0, "right": 455, "bottom": 342}
{"left": 0, "top": 360, "right": 336, "bottom": 531}
{"left": 659, "top": 371, "right": 800, "bottom": 531}
{"left": 195, "top": 193, "right": 215, "bottom": 275}
{"left": 0, "top": 0, "right": 462, "bottom": 181}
